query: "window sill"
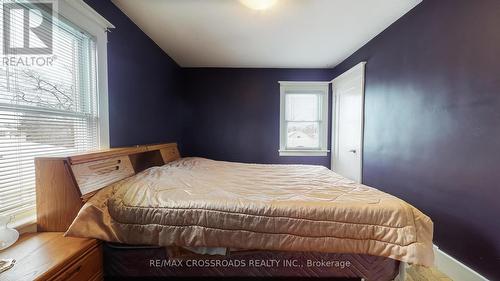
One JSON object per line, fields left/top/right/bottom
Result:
{"left": 10, "top": 215, "right": 37, "bottom": 234}
{"left": 279, "top": 150, "right": 329, "bottom": 157}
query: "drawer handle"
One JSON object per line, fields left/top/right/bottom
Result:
{"left": 66, "top": 264, "right": 82, "bottom": 279}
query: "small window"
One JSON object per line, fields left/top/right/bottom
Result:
{"left": 279, "top": 82, "right": 329, "bottom": 156}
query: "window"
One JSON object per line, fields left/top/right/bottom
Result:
{"left": 0, "top": 0, "right": 112, "bottom": 225}
{"left": 279, "top": 82, "right": 329, "bottom": 156}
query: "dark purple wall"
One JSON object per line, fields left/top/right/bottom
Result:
{"left": 330, "top": 0, "right": 500, "bottom": 279}
{"left": 181, "top": 68, "right": 332, "bottom": 167}
{"left": 88, "top": 0, "right": 499, "bottom": 278}
{"left": 84, "top": 0, "right": 183, "bottom": 147}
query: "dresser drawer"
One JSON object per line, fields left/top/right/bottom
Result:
{"left": 53, "top": 245, "right": 103, "bottom": 281}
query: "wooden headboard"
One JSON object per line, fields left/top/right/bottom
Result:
{"left": 35, "top": 143, "right": 180, "bottom": 232}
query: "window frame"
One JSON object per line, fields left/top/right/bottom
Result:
{"left": 5, "top": 0, "right": 114, "bottom": 230}
{"left": 278, "top": 81, "right": 330, "bottom": 157}
{"left": 58, "top": 0, "right": 114, "bottom": 149}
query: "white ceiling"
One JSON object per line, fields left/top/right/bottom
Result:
{"left": 111, "top": 0, "right": 421, "bottom": 68}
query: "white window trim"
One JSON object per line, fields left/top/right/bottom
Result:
{"left": 58, "top": 0, "right": 114, "bottom": 149}
{"left": 278, "top": 81, "right": 330, "bottom": 157}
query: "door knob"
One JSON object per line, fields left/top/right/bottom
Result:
{"left": 348, "top": 149, "right": 357, "bottom": 153}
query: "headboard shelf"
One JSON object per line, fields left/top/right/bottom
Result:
{"left": 71, "top": 155, "right": 135, "bottom": 197}
{"left": 129, "top": 150, "right": 165, "bottom": 174}
{"left": 67, "top": 146, "right": 145, "bottom": 164}
{"left": 35, "top": 142, "right": 180, "bottom": 232}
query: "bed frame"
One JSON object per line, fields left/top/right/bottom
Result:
{"left": 35, "top": 143, "right": 180, "bottom": 232}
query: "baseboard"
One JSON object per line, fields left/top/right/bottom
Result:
{"left": 433, "top": 245, "right": 489, "bottom": 281}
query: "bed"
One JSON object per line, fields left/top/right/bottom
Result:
{"left": 35, "top": 143, "right": 434, "bottom": 281}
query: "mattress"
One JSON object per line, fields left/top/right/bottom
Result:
{"left": 66, "top": 157, "right": 434, "bottom": 266}
{"left": 103, "top": 243, "right": 400, "bottom": 280}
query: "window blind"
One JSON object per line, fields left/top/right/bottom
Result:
{"left": 0, "top": 2, "right": 100, "bottom": 221}
{"left": 284, "top": 93, "right": 321, "bottom": 149}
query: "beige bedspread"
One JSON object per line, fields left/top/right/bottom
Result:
{"left": 66, "top": 157, "right": 434, "bottom": 266}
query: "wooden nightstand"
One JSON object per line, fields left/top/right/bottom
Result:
{"left": 0, "top": 232, "right": 102, "bottom": 281}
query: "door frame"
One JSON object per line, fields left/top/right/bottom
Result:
{"left": 331, "top": 62, "right": 366, "bottom": 183}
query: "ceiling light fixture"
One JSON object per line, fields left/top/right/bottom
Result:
{"left": 239, "top": 0, "right": 278, "bottom": 11}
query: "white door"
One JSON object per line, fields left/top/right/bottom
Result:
{"left": 331, "top": 62, "right": 366, "bottom": 183}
